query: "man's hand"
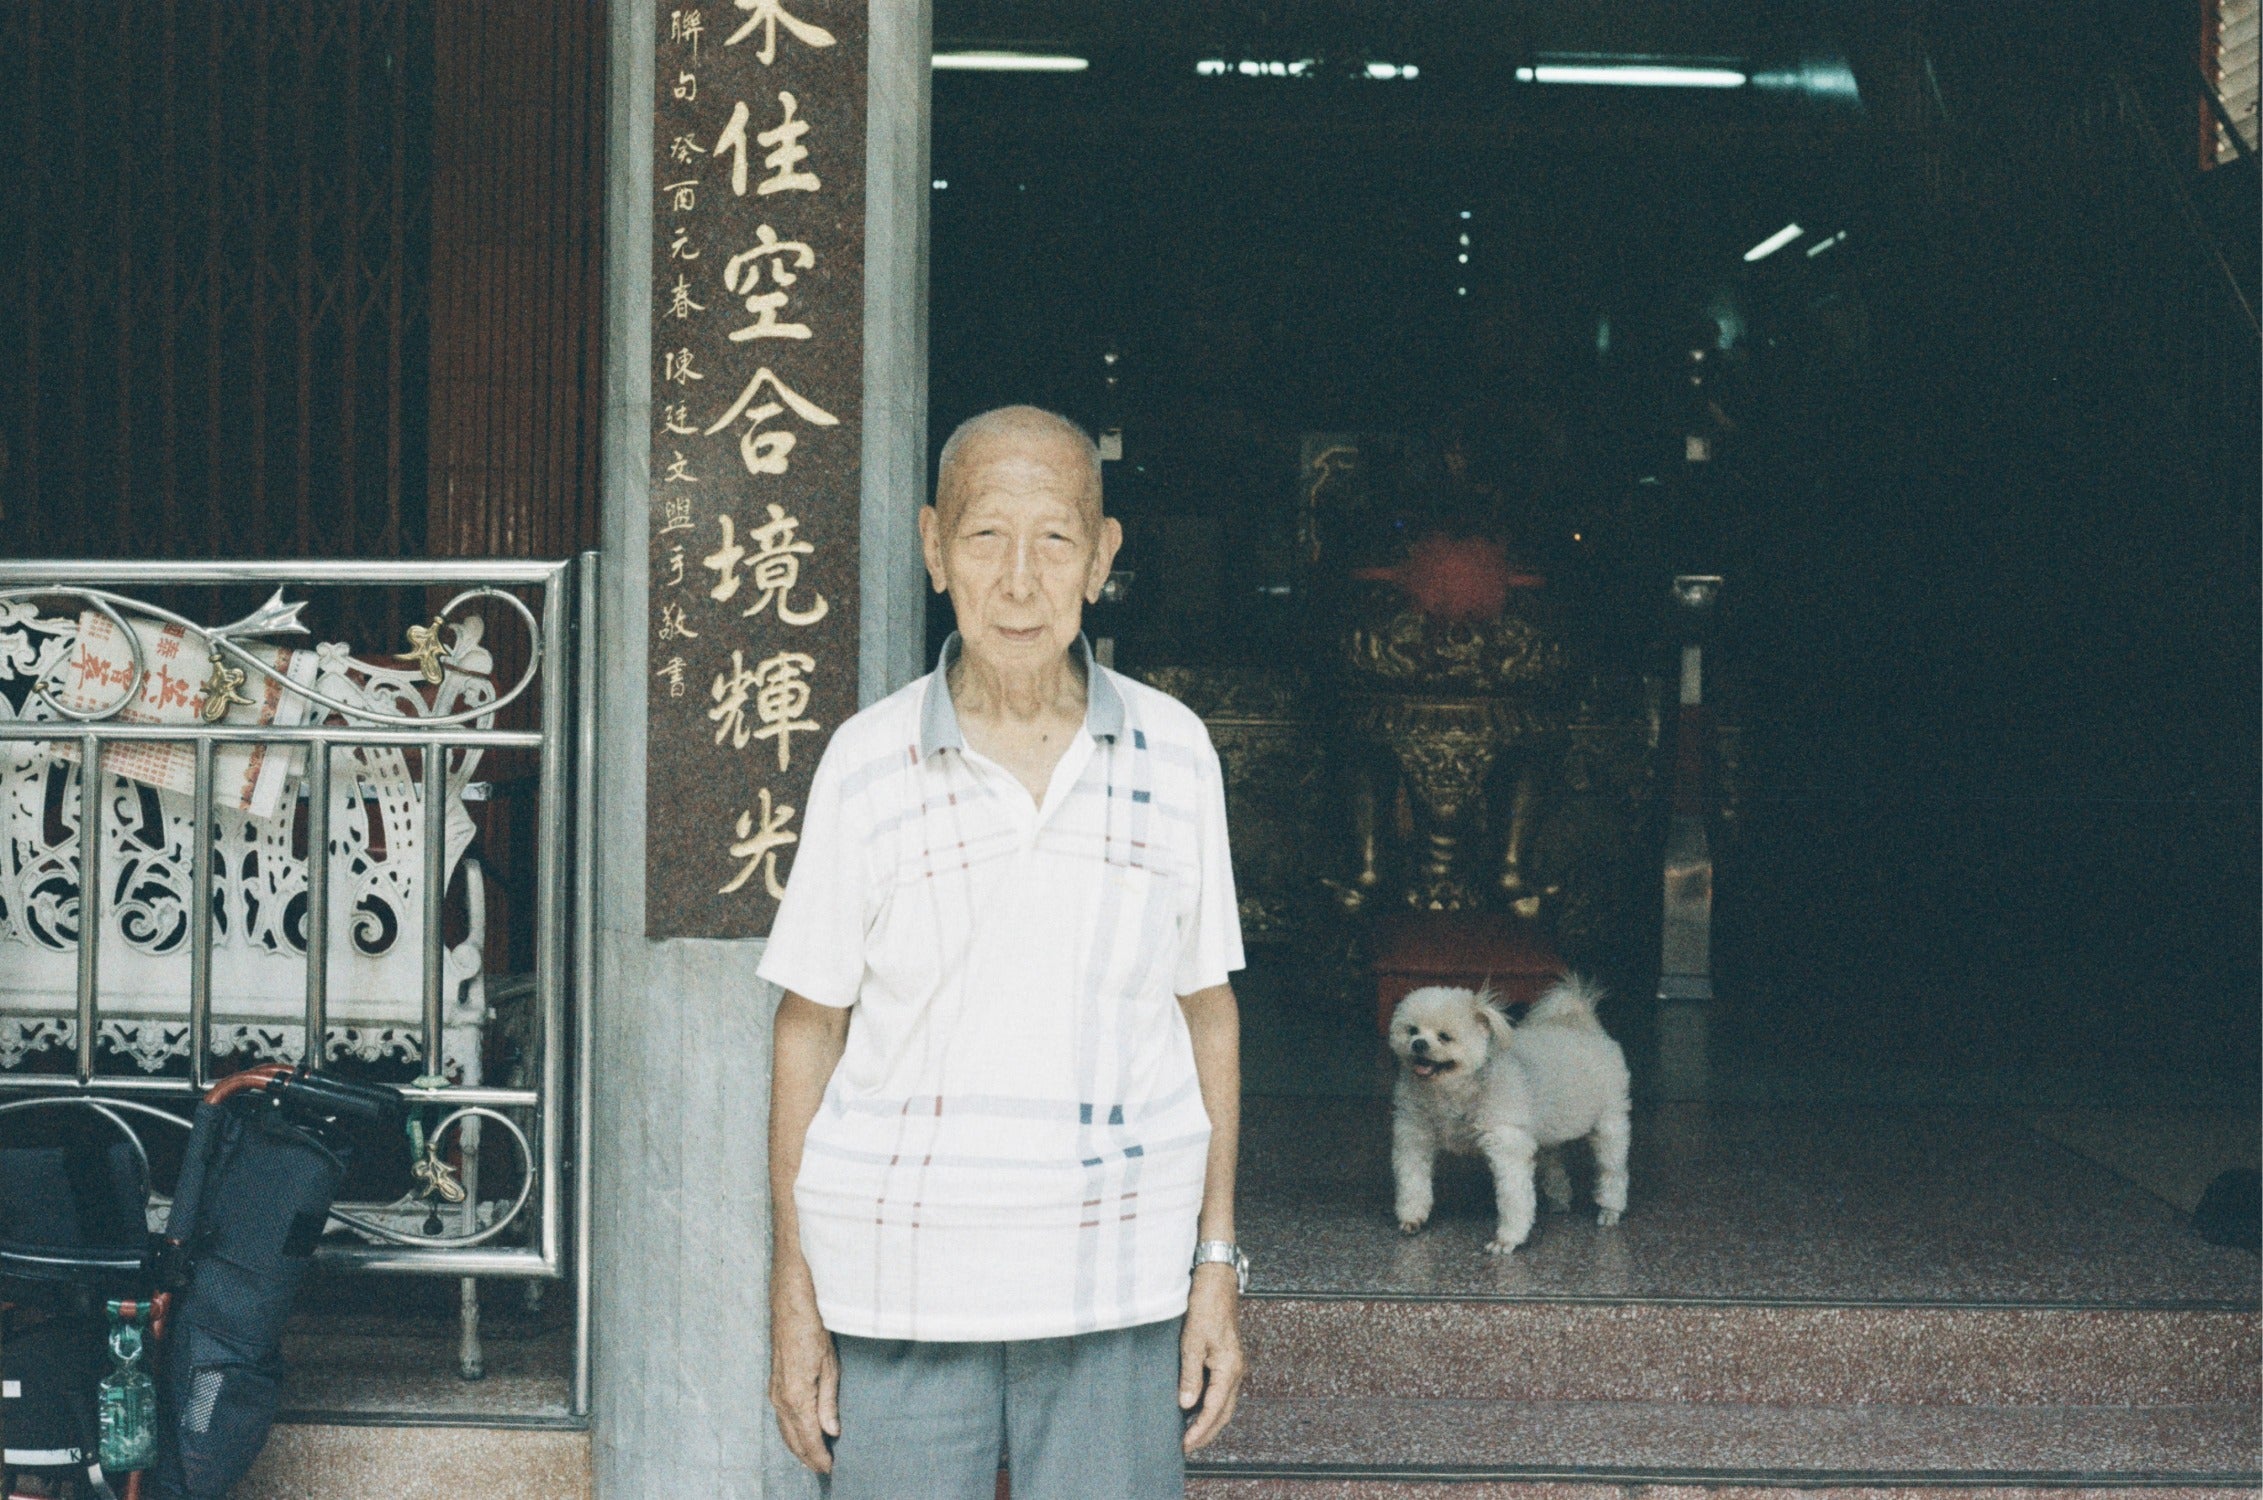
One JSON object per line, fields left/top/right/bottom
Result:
{"left": 1178, "top": 1263, "right": 1246, "bottom": 1452}
{"left": 768, "top": 1278, "right": 841, "bottom": 1474}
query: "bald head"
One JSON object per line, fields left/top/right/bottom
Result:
{"left": 934, "top": 405, "right": 1104, "bottom": 526}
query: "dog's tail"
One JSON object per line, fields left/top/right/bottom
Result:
{"left": 1525, "top": 973, "right": 1606, "bottom": 1026}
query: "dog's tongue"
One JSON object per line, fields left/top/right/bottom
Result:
{"left": 1412, "top": 1060, "right": 1441, "bottom": 1078}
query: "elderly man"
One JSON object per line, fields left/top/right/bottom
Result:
{"left": 758, "top": 406, "right": 1248, "bottom": 1498}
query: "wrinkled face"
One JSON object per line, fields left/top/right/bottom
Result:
{"left": 920, "top": 435, "right": 1121, "bottom": 671}
{"left": 1390, "top": 986, "right": 1508, "bottom": 1081}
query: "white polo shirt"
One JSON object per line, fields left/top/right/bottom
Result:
{"left": 757, "top": 635, "right": 1244, "bottom": 1342}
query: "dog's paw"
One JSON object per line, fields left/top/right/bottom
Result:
{"left": 1595, "top": 1207, "right": 1622, "bottom": 1227}
{"left": 1397, "top": 1215, "right": 1429, "bottom": 1235}
{"left": 1483, "top": 1234, "right": 1521, "bottom": 1257}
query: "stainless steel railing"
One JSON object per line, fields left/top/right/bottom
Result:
{"left": 0, "top": 556, "right": 594, "bottom": 1411}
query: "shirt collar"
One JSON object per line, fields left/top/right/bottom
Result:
{"left": 919, "top": 632, "right": 1126, "bottom": 759}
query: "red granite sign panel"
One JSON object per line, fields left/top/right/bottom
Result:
{"left": 647, "top": 1, "right": 866, "bottom": 938}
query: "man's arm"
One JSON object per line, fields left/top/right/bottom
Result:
{"left": 768, "top": 990, "right": 851, "bottom": 1475}
{"left": 1177, "top": 980, "right": 1246, "bottom": 1453}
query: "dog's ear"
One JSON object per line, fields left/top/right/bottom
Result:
{"left": 1478, "top": 1000, "right": 1515, "bottom": 1042}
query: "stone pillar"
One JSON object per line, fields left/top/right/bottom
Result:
{"left": 590, "top": 3, "right": 928, "bottom": 1495}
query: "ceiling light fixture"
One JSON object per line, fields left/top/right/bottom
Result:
{"left": 932, "top": 50, "right": 1089, "bottom": 72}
{"left": 1515, "top": 58, "right": 1747, "bottom": 89}
{"left": 1804, "top": 229, "right": 1848, "bottom": 257}
{"left": 1742, "top": 222, "right": 1804, "bottom": 262}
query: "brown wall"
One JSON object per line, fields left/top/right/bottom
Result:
{"left": 425, "top": 0, "right": 606, "bottom": 562}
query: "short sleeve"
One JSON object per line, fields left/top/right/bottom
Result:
{"left": 756, "top": 736, "right": 869, "bottom": 1008}
{"left": 1172, "top": 726, "right": 1247, "bottom": 996}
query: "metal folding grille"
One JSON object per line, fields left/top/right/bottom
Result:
{"left": 0, "top": 0, "right": 437, "bottom": 571}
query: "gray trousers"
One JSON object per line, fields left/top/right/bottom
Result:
{"left": 824, "top": 1317, "right": 1186, "bottom": 1500}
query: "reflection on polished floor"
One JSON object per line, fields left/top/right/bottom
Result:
{"left": 1235, "top": 1098, "right": 2258, "bottom": 1305}
{"left": 1195, "top": 1097, "right": 2260, "bottom": 1492}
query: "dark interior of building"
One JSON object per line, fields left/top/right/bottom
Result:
{"left": 930, "top": 0, "right": 2261, "bottom": 1106}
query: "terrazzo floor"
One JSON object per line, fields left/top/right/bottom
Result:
{"left": 1193, "top": 1399, "right": 2262, "bottom": 1478}
{"left": 1236, "top": 1098, "right": 2260, "bottom": 1305}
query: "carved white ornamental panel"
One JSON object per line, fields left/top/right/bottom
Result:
{"left": 0, "top": 599, "right": 499, "bottom": 1075}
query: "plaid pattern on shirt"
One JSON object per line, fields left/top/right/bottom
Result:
{"left": 758, "top": 636, "right": 1245, "bottom": 1341}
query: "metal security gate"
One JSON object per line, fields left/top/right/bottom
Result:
{"left": 0, "top": 555, "right": 595, "bottom": 1413}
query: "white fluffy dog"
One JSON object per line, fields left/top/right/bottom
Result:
{"left": 1388, "top": 976, "right": 1631, "bottom": 1255}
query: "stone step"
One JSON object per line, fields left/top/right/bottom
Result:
{"left": 235, "top": 1421, "right": 590, "bottom": 1500}
{"left": 1190, "top": 1483, "right": 2259, "bottom": 1499}
{"left": 1239, "top": 1298, "right": 2260, "bottom": 1407}
{"left": 1187, "top": 1397, "right": 2261, "bottom": 1493}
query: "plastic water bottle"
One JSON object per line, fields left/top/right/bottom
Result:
{"left": 98, "top": 1300, "right": 158, "bottom": 1473}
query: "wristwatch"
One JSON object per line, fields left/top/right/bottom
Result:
{"left": 1191, "top": 1239, "right": 1249, "bottom": 1293}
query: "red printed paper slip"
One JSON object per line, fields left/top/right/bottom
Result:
{"left": 50, "top": 612, "right": 318, "bottom": 819}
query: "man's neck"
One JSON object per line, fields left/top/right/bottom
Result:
{"left": 950, "top": 646, "right": 1089, "bottom": 805}
{"left": 949, "top": 646, "right": 1086, "bottom": 730}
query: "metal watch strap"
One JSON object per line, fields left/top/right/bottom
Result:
{"left": 1191, "top": 1238, "right": 1248, "bottom": 1293}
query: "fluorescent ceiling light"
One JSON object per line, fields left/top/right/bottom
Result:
{"left": 1804, "top": 229, "right": 1847, "bottom": 257}
{"left": 1742, "top": 222, "right": 1804, "bottom": 261}
{"left": 1196, "top": 57, "right": 1313, "bottom": 77}
{"left": 932, "top": 50, "right": 1088, "bottom": 72}
{"left": 1515, "top": 63, "right": 1746, "bottom": 88}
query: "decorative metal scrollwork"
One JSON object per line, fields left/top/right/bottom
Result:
{"left": 0, "top": 584, "right": 544, "bottom": 729}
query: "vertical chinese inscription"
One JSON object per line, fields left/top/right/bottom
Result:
{"left": 648, "top": 2, "right": 865, "bottom": 938}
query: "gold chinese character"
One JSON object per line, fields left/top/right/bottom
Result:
{"left": 670, "top": 133, "right": 706, "bottom": 164}
{"left": 707, "top": 646, "right": 819, "bottom": 765}
{"left": 667, "top": 275, "right": 706, "bottom": 320}
{"left": 664, "top": 179, "right": 699, "bottom": 213}
{"left": 673, "top": 71, "right": 698, "bottom": 101}
{"left": 669, "top": 228, "right": 700, "bottom": 262}
{"left": 654, "top": 655, "right": 689, "bottom": 698}
{"left": 723, "top": 225, "right": 815, "bottom": 342}
{"left": 669, "top": 8, "right": 704, "bottom": 55}
{"left": 657, "top": 600, "right": 701, "bottom": 640}
{"left": 662, "top": 545, "right": 687, "bottom": 587}
{"left": 720, "top": 786, "right": 797, "bottom": 897}
{"left": 662, "top": 401, "right": 698, "bottom": 436}
{"left": 661, "top": 493, "right": 696, "bottom": 534}
{"left": 665, "top": 450, "right": 700, "bottom": 484}
{"left": 724, "top": 0, "right": 836, "bottom": 63}
{"left": 698, "top": 507, "right": 827, "bottom": 625}
{"left": 704, "top": 366, "right": 838, "bottom": 477}
{"left": 664, "top": 348, "right": 705, "bottom": 385}
{"left": 715, "top": 92, "right": 819, "bottom": 198}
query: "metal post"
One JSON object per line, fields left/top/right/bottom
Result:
{"left": 75, "top": 733, "right": 102, "bottom": 1082}
{"left": 572, "top": 551, "right": 598, "bottom": 1418}
{"left": 535, "top": 570, "right": 569, "bottom": 1275}
{"left": 190, "top": 737, "right": 215, "bottom": 1088}
{"left": 303, "top": 742, "right": 331, "bottom": 1067}
{"left": 1657, "top": 575, "right": 1721, "bottom": 1102}
{"left": 421, "top": 737, "right": 446, "bottom": 1081}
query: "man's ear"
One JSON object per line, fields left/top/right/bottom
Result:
{"left": 918, "top": 504, "right": 949, "bottom": 594}
{"left": 1086, "top": 514, "right": 1124, "bottom": 604}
